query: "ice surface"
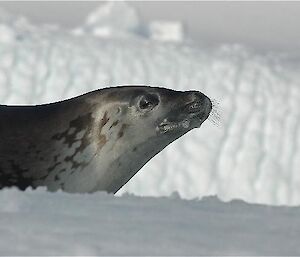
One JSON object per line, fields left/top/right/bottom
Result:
{"left": 72, "top": 0, "right": 141, "bottom": 38}
{"left": 1, "top": 2, "right": 300, "bottom": 206}
{"left": 0, "top": 188, "right": 300, "bottom": 255}
{"left": 148, "top": 20, "right": 184, "bottom": 42}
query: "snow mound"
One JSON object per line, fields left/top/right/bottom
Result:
{"left": 0, "top": 188, "right": 300, "bottom": 255}
{"left": 1, "top": 2, "right": 300, "bottom": 206}
{"left": 148, "top": 20, "right": 184, "bottom": 42}
{"left": 73, "top": 1, "right": 141, "bottom": 38}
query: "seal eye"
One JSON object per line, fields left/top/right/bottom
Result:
{"left": 138, "top": 94, "right": 159, "bottom": 110}
{"left": 139, "top": 98, "right": 152, "bottom": 109}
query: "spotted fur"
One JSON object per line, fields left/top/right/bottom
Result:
{"left": 0, "top": 86, "right": 212, "bottom": 193}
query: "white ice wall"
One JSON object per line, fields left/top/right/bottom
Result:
{"left": 1, "top": 3, "right": 300, "bottom": 205}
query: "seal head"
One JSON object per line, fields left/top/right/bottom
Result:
{"left": 0, "top": 86, "right": 212, "bottom": 193}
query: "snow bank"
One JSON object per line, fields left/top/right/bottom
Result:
{"left": 0, "top": 188, "right": 300, "bottom": 256}
{"left": 73, "top": 1, "right": 141, "bottom": 38}
{"left": 148, "top": 20, "right": 184, "bottom": 42}
{"left": 0, "top": 2, "right": 300, "bottom": 206}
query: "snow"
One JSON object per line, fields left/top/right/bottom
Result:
{"left": 0, "top": 24, "right": 15, "bottom": 43}
{"left": 74, "top": 1, "right": 141, "bottom": 38}
{"left": 0, "top": 2, "right": 300, "bottom": 207}
{"left": 148, "top": 20, "right": 184, "bottom": 42}
{"left": 0, "top": 188, "right": 300, "bottom": 256}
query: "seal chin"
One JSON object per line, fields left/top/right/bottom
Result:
{"left": 157, "top": 96, "right": 212, "bottom": 134}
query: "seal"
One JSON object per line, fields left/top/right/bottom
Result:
{"left": 0, "top": 86, "right": 212, "bottom": 193}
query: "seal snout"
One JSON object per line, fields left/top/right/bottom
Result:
{"left": 157, "top": 90, "right": 212, "bottom": 134}
{"left": 187, "top": 91, "right": 212, "bottom": 120}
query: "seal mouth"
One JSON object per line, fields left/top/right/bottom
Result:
{"left": 157, "top": 99, "right": 212, "bottom": 134}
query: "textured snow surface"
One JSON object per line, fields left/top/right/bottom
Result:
{"left": 0, "top": 188, "right": 300, "bottom": 256}
{"left": 74, "top": 1, "right": 141, "bottom": 38}
{"left": 1, "top": 2, "right": 300, "bottom": 206}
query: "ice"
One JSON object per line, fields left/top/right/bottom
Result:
{"left": 148, "top": 20, "right": 184, "bottom": 42}
{"left": 0, "top": 2, "right": 300, "bottom": 206}
{"left": 75, "top": 0, "right": 141, "bottom": 38}
{"left": 0, "top": 188, "right": 300, "bottom": 255}
{"left": 0, "top": 24, "right": 15, "bottom": 43}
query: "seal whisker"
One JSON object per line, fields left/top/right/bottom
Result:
{"left": 208, "top": 98, "right": 222, "bottom": 127}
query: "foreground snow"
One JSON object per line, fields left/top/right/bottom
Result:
{"left": 0, "top": 188, "right": 299, "bottom": 255}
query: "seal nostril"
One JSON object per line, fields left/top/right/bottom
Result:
{"left": 188, "top": 91, "right": 211, "bottom": 106}
{"left": 189, "top": 91, "right": 206, "bottom": 103}
{"left": 186, "top": 91, "right": 212, "bottom": 119}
